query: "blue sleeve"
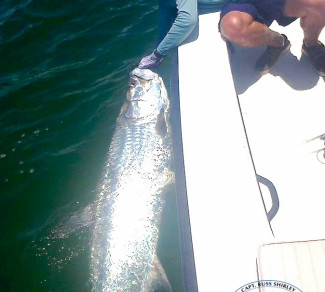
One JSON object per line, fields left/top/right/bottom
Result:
{"left": 156, "top": 0, "right": 198, "bottom": 56}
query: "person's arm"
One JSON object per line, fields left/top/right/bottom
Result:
{"left": 156, "top": 0, "right": 197, "bottom": 56}
{"left": 139, "top": 0, "right": 197, "bottom": 69}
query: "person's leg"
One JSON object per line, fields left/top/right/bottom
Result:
{"left": 220, "top": 6, "right": 291, "bottom": 74}
{"left": 220, "top": 11, "right": 285, "bottom": 48}
{"left": 284, "top": 0, "right": 325, "bottom": 47}
{"left": 283, "top": 0, "right": 325, "bottom": 76}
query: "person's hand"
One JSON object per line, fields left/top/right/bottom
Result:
{"left": 138, "top": 51, "right": 163, "bottom": 69}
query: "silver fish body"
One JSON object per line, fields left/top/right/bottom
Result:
{"left": 90, "top": 69, "right": 173, "bottom": 292}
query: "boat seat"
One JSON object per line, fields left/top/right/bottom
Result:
{"left": 257, "top": 239, "right": 325, "bottom": 291}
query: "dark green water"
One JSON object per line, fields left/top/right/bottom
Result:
{"left": 0, "top": 1, "right": 183, "bottom": 291}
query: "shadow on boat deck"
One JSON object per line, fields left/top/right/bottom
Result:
{"left": 229, "top": 44, "right": 323, "bottom": 95}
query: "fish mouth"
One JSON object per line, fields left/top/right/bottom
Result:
{"left": 124, "top": 68, "right": 165, "bottom": 121}
{"left": 131, "top": 68, "right": 158, "bottom": 81}
{"left": 127, "top": 69, "right": 158, "bottom": 101}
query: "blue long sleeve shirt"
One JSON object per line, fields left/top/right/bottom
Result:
{"left": 156, "top": 0, "right": 198, "bottom": 56}
{"left": 155, "top": 0, "right": 234, "bottom": 56}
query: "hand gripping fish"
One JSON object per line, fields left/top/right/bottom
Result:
{"left": 90, "top": 68, "right": 173, "bottom": 292}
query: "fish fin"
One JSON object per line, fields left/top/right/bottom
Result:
{"left": 51, "top": 203, "right": 95, "bottom": 239}
{"left": 146, "top": 255, "right": 172, "bottom": 292}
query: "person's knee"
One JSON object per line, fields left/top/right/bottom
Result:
{"left": 220, "top": 12, "right": 250, "bottom": 43}
{"left": 285, "top": 0, "right": 325, "bottom": 17}
{"left": 300, "top": 0, "right": 325, "bottom": 25}
{"left": 313, "top": 0, "right": 325, "bottom": 14}
{"left": 305, "top": 0, "right": 325, "bottom": 10}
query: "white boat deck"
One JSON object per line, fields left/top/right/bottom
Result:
{"left": 235, "top": 20, "right": 325, "bottom": 242}
{"left": 177, "top": 11, "right": 325, "bottom": 291}
{"left": 178, "top": 12, "right": 273, "bottom": 291}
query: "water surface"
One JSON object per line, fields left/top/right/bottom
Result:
{"left": 0, "top": 0, "right": 183, "bottom": 290}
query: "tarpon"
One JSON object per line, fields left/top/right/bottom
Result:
{"left": 90, "top": 68, "right": 173, "bottom": 292}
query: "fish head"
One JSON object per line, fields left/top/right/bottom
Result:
{"left": 124, "top": 68, "right": 168, "bottom": 121}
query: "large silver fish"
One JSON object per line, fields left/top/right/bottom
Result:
{"left": 90, "top": 68, "right": 173, "bottom": 292}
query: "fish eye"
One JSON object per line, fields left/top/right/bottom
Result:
{"left": 129, "top": 81, "right": 136, "bottom": 88}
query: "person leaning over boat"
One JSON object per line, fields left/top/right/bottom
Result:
{"left": 138, "top": 0, "right": 197, "bottom": 70}
{"left": 219, "top": 0, "right": 325, "bottom": 76}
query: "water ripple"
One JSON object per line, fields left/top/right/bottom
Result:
{"left": 0, "top": 0, "right": 32, "bottom": 26}
{"left": 0, "top": 58, "right": 95, "bottom": 99}
{"left": 0, "top": 0, "right": 163, "bottom": 290}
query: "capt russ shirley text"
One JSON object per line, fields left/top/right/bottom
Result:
{"left": 239, "top": 280, "right": 301, "bottom": 291}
